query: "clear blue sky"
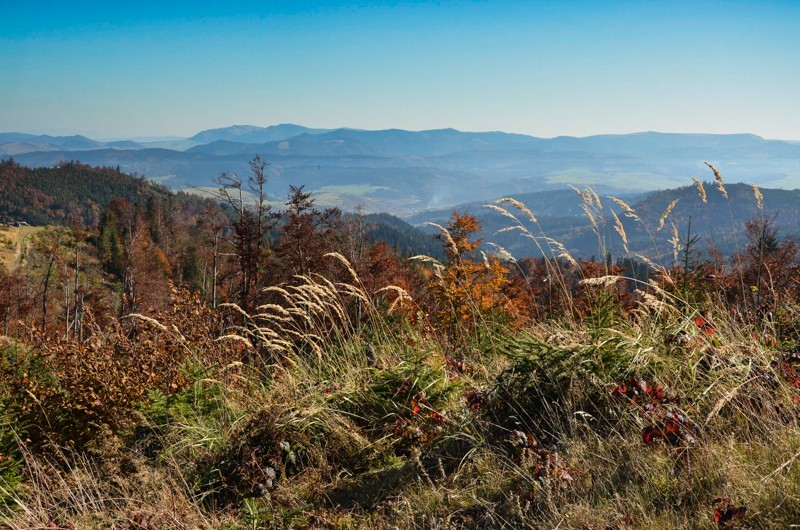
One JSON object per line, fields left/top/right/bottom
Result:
{"left": 2, "top": 0, "right": 799, "bottom": 140}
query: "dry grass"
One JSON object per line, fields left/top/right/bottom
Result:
{"left": 0, "top": 225, "right": 44, "bottom": 271}
{"left": 4, "top": 274, "right": 800, "bottom": 528}
{"left": 1, "top": 442, "right": 223, "bottom": 529}
{"left": 3, "top": 168, "right": 800, "bottom": 528}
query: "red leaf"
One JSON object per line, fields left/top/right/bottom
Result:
{"left": 695, "top": 314, "right": 715, "bottom": 336}
{"left": 642, "top": 426, "right": 659, "bottom": 447}
{"left": 713, "top": 499, "right": 747, "bottom": 528}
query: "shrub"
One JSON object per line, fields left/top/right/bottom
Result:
{"left": 0, "top": 288, "right": 241, "bottom": 451}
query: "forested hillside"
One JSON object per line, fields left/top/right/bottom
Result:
{"left": 362, "top": 212, "right": 443, "bottom": 258}
{"left": 0, "top": 159, "right": 170, "bottom": 226}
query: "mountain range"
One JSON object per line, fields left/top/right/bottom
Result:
{"left": 3, "top": 124, "right": 800, "bottom": 216}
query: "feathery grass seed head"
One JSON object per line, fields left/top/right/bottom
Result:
{"left": 611, "top": 210, "right": 629, "bottom": 254}
{"left": 704, "top": 161, "right": 728, "bottom": 199}
{"left": 657, "top": 199, "right": 679, "bottom": 232}
{"left": 751, "top": 183, "right": 763, "bottom": 209}
{"left": 691, "top": 177, "right": 707, "bottom": 203}
{"left": 607, "top": 196, "right": 641, "bottom": 221}
{"left": 496, "top": 197, "right": 538, "bottom": 223}
{"left": 579, "top": 275, "right": 622, "bottom": 288}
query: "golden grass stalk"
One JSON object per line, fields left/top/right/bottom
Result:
{"left": 486, "top": 242, "right": 516, "bottom": 263}
{"left": 426, "top": 223, "right": 457, "bottom": 254}
{"left": 286, "top": 308, "right": 314, "bottom": 323}
{"left": 581, "top": 203, "right": 599, "bottom": 231}
{"left": 480, "top": 251, "right": 491, "bottom": 270}
{"left": 691, "top": 177, "right": 707, "bottom": 203}
{"left": 253, "top": 312, "right": 292, "bottom": 323}
{"left": 657, "top": 199, "right": 679, "bottom": 232}
{"left": 292, "top": 282, "right": 331, "bottom": 306}
{"left": 334, "top": 283, "right": 369, "bottom": 303}
{"left": 611, "top": 210, "right": 629, "bottom": 254}
{"left": 752, "top": 183, "right": 764, "bottom": 209}
{"left": 256, "top": 303, "right": 292, "bottom": 316}
{"left": 484, "top": 204, "right": 521, "bottom": 224}
{"left": 634, "top": 253, "right": 660, "bottom": 271}
{"left": 543, "top": 237, "right": 579, "bottom": 268}
{"left": 588, "top": 187, "right": 603, "bottom": 210}
{"left": 262, "top": 286, "right": 293, "bottom": 300}
{"left": 579, "top": 275, "right": 621, "bottom": 288}
{"left": 496, "top": 197, "right": 537, "bottom": 223}
{"left": 669, "top": 224, "right": 680, "bottom": 264}
{"left": 377, "top": 285, "right": 413, "bottom": 314}
{"left": 324, "top": 252, "right": 360, "bottom": 283}
{"left": 375, "top": 285, "right": 410, "bottom": 297}
{"left": 124, "top": 313, "right": 168, "bottom": 332}
{"left": 408, "top": 255, "right": 442, "bottom": 265}
{"left": 704, "top": 161, "right": 728, "bottom": 199}
{"left": 293, "top": 299, "right": 326, "bottom": 314}
{"left": 567, "top": 184, "right": 583, "bottom": 198}
{"left": 215, "top": 334, "right": 254, "bottom": 349}
{"left": 607, "top": 196, "right": 642, "bottom": 223}
{"left": 495, "top": 225, "right": 524, "bottom": 235}
{"left": 635, "top": 289, "right": 674, "bottom": 315}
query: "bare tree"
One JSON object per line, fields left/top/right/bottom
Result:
{"left": 213, "top": 155, "right": 278, "bottom": 311}
{"left": 198, "top": 203, "right": 227, "bottom": 308}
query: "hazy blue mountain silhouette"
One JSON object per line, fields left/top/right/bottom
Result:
{"left": 6, "top": 126, "right": 800, "bottom": 214}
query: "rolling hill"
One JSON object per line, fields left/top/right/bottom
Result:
{"left": 4, "top": 125, "right": 800, "bottom": 216}
{"left": 409, "top": 183, "right": 800, "bottom": 262}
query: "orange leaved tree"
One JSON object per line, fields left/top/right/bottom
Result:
{"left": 428, "top": 212, "right": 511, "bottom": 342}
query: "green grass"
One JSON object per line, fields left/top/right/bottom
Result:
{"left": 0, "top": 225, "right": 44, "bottom": 271}
{"left": 315, "top": 184, "right": 395, "bottom": 195}
{"left": 546, "top": 169, "right": 676, "bottom": 190}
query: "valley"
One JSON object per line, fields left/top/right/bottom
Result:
{"left": 5, "top": 126, "right": 800, "bottom": 216}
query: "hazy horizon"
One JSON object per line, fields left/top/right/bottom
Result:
{"left": 5, "top": 124, "right": 800, "bottom": 145}
{"left": 3, "top": 1, "right": 799, "bottom": 141}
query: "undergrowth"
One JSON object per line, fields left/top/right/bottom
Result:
{"left": 1, "top": 167, "right": 799, "bottom": 529}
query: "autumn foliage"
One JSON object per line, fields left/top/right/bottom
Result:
{"left": 2, "top": 160, "right": 800, "bottom": 528}
{"left": 426, "top": 212, "right": 518, "bottom": 340}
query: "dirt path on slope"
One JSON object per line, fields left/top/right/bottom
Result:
{"left": 0, "top": 225, "right": 44, "bottom": 271}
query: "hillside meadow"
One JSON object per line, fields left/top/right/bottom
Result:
{"left": 1, "top": 162, "right": 799, "bottom": 529}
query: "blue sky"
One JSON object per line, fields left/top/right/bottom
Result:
{"left": 2, "top": 1, "right": 799, "bottom": 139}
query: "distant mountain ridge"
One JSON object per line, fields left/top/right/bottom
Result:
{"left": 0, "top": 133, "right": 106, "bottom": 151}
{"left": 187, "top": 123, "right": 334, "bottom": 144}
{"left": 4, "top": 125, "right": 800, "bottom": 216}
{"left": 0, "top": 133, "right": 144, "bottom": 156}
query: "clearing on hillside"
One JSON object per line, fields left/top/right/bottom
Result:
{"left": 0, "top": 225, "right": 44, "bottom": 271}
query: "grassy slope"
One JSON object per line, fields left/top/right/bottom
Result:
{"left": 2, "top": 268, "right": 800, "bottom": 529}
{"left": 2, "top": 170, "right": 800, "bottom": 529}
{"left": 0, "top": 225, "right": 44, "bottom": 271}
